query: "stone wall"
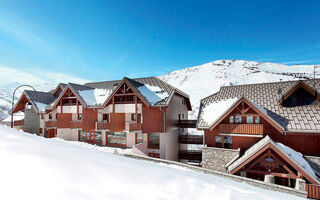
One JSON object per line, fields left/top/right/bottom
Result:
{"left": 305, "top": 155, "right": 320, "bottom": 173}
{"left": 202, "top": 147, "right": 240, "bottom": 172}
{"left": 124, "top": 154, "right": 307, "bottom": 198}
{"left": 24, "top": 106, "right": 40, "bottom": 135}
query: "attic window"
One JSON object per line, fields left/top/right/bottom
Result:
{"left": 26, "top": 102, "right": 32, "bottom": 109}
{"left": 282, "top": 87, "right": 318, "bottom": 107}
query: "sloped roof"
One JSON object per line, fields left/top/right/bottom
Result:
{"left": 19, "top": 90, "right": 55, "bottom": 112}
{"left": 198, "top": 79, "right": 320, "bottom": 132}
{"left": 227, "top": 135, "right": 320, "bottom": 184}
{"left": 85, "top": 77, "right": 190, "bottom": 107}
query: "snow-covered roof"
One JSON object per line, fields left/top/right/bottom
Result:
{"left": 201, "top": 98, "right": 238, "bottom": 126}
{"left": 198, "top": 79, "right": 320, "bottom": 132}
{"left": 227, "top": 136, "right": 320, "bottom": 184}
{"left": 136, "top": 84, "right": 169, "bottom": 106}
{"left": 78, "top": 88, "right": 112, "bottom": 106}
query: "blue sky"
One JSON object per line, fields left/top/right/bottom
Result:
{"left": 0, "top": 0, "right": 319, "bottom": 82}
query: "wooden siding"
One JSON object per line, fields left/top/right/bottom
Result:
{"left": 125, "top": 122, "right": 142, "bottom": 132}
{"left": 142, "top": 105, "right": 165, "bottom": 133}
{"left": 13, "top": 120, "right": 24, "bottom": 126}
{"left": 97, "top": 122, "right": 111, "bottom": 130}
{"left": 306, "top": 184, "right": 320, "bottom": 199}
{"left": 219, "top": 124, "right": 263, "bottom": 135}
{"left": 109, "top": 113, "right": 125, "bottom": 132}
{"left": 56, "top": 113, "right": 72, "bottom": 128}
{"left": 81, "top": 108, "right": 97, "bottom": 131}
{"left": 45, "top": 120, "right": 57, "bottom": 127}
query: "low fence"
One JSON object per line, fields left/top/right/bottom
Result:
{"left": 123, "top": 153, "right": 307, "bottom": 198}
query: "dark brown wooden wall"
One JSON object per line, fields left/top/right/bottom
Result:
{"left": 142, "top": 105, "right": 165, "bottom": 133}
{"left": 82, "top": 108, "right": 97, "bottom": 131}
{"left": 109, "top": 113, "right": 125, "bottom": 132}
{"left": 57, "top": 113, "right": 72, "bottom": 128}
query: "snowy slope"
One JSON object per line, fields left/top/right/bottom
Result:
{"left": 159, "top": 60, "right": 320, "bottom": 118}
{"left": 0, "top": 125, "right": 303, "bottom": 200}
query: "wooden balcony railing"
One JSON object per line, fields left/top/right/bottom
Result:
{"left": 125, "top": 122, "right": 142, "bottom": 132}
{"left": 97, "top": 122, "right": 111, "bottom": 130}
{"left": 219, "top": 124, "right": 263, "bottom": 135}
{"left": 179, "top": 135, "right": 203, "bottom": 144}
{"left": 14, "top": 120, "right": 24, "bottom": 126}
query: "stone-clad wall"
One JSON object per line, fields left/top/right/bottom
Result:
{"left": 24, "top": 106, "right": 40, "bottom": 135}
{"left": 202, "top": 147, "right": 240, "bottom": 172}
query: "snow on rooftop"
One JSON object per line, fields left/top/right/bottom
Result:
{"left": 34, "top": 101, "right": 48, "bottom": 112}
{"left": 137, "top": 84, "right": 169, "bottom": 105}
{"left": 202, "top": 98, "right": 238, "bottom": 125}
{"left": 78, "top": 88, "right": 112, "bottom": 106}
{"left": 276, "top": 142, "right": 319, "bottom": 181}
{"left": 0, "top": 125, "right": 302, "bottom": 200}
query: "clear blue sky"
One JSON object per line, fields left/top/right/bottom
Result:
{"left": 0, "top": 0, "right": 319, "bottom": 82}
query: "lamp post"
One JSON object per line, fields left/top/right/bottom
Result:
{"left": 11, "top": 85, "right": 37, "bottom": 128}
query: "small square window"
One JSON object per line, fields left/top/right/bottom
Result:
{"left": 235, "top": 116, "right": 242, "bottom": 124}
{"left": 255, "top": 116, "right": 260, "bottom": 124}
{"left": 246, "top": 116, "right": 253, "bottom": 124}
{"left": 49, "top": 114, "right": 52, "bottom": 120}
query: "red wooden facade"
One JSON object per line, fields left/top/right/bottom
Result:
{"left": 203, "top": 98, "right": 320, "bottom": 156}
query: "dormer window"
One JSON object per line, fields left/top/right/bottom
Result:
{"left": 281, "top": 81, "right": 319, "bottom": 107}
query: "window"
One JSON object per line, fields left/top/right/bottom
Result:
{"left": 136, "top": 133, "right": 144, "bottom": 144}
{"left": 182, "top": 99, "right": 185, "bottom": 105}
{"left": 26, "top": 102, "right": 32, "bottom": 109}
{"left": 224, "top": 136, "right": 232, "bottom": 149}
{"left": 107, "top": 132, "right": 127, "bottom": 146}
{"left": 229, "top": 116, "right": 234, "bottom": 124}
{"left": 246, "top": 116, "right": 253, "bottom": 124}
{"left": 148, "top": 133, "right": 160, "bottom": 149}
{"left": 215, "top": 136, "right": 222, "bottom": 148}
{"left": 102, "top": 114, "right": 109, "bottom": 122}
{"left": 78, "top": 114, "right": 82, "bottom": 120}
{"left": 235, "top": 115, "right": 242, "bottom": 124}
{"left": 131, "top": 113, "right": 136, "bottom": 121}
{"left": 49, "top": 114, "right": 52, "bottom": 120}
{"left": 41, "top": 115, "right": 44, "bottom": 120}
{"left": 178, "top": 114, "right": 181, "bottom": 121}
{"left": 182, "top": 113, "right": 185, "bottom": 119}
{"left": 255, "top": 116, "right": 260, "bottom": 124}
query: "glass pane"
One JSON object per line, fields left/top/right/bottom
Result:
{"left": 215, "top": 136, "right": 222, "bottom": 148}
{"left": 224, "top": 136, "right": 232, "bottom": 144}
{"left": 246, "top": 116, "right": 253, "bottom": 124}
{"left": 255, "top": 116, "right": 260, "bottom": 124}
{"left": 136, "top": 133, "right": 143, "bottom": 144}
{"left": 148, "top": 133, "right": 159, "bottom": 149}
{"left": 235, "top": 116, "right": 242, "bottom": 124}
{"left": 108, "top": 132, "right": 127, "bottom": 145}
{"left": 229, "top": 116, "right": 234, "bottom": 124}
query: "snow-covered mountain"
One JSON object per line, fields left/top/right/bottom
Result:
{"left": 159, "top": 60, "right": 320, "bottom": 118}
{"left": 1, "top": 60, "right": 319, "bottom": 120}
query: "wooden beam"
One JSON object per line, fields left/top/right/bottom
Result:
{"left": 112, "top": 97, "right": 115, "bottom": 113}
{"left": 244, "top": 169, "right": 298, "bottom": 179}
{"left": 114, "top": 93, "right": 135, "bottom": 96}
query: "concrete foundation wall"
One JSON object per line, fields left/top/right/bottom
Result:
{"left": 57, "top": 129, "right": 79, "bottom": 141}
{"left": 202, "top": 147, "right": 240, "bottom": 172}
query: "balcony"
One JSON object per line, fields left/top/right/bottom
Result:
{"left": 219, "top": 124, "right": 263, "bottom": 136}
{"left": 125, "top": 122, "right": 142, "bottom": 132}
{"left": 176, "top": 120, "right": 197, "bottom": 128}
{"left": 97, "top": 121, "right": 111, "bottom": 130}
{"left": 13, "top": 120, "right": 24, "bottom": 127}
{"left": 179, "top": 135, "right": 203, "bottom": 144}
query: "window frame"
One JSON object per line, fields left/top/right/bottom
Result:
{"left": 148, "top": 133, "right": 160, "bottom": 149}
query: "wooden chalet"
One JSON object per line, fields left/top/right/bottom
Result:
{"left": 198, "top": 79, "right": 320, "bottom": 198}
{"left": 12, "top": 77, "right": 191, "bottom": 161}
